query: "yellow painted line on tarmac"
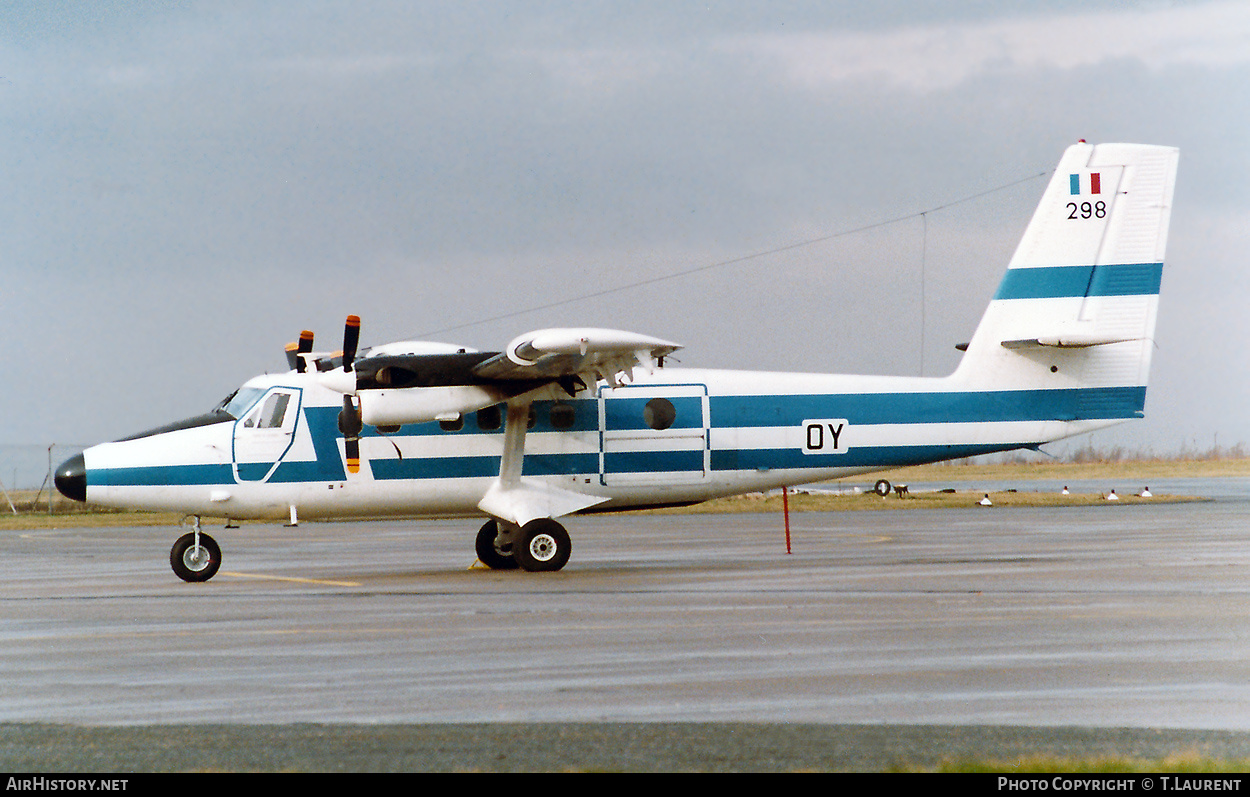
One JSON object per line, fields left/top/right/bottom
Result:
{"left": 220, "top": 571, "right": 362, "bottom": 587}
{"left": 846, "top": 534, "right": 893, "bottom": 543}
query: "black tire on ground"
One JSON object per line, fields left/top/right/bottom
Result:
{"left": 513, "top": 519, "right": 571, "bottom": 572}
{"left": 170, "top": 531, "right": 221, "bottom": 582}
{"left": 475, "top": 519, "right": 519, "bottom": 570}
{"left": 874, "top": 479, "right": 892, "bottom": 497}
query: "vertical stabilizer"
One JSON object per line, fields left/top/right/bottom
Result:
{"left": 951, "top": 142, "right": 1178, "bottom": 429}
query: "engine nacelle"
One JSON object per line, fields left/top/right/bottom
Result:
{"left": 359, "top": 385, "right": 511, "bottom": 427}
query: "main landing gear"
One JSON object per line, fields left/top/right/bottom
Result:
{"left": 476, "top": 518, "right": 572, "bottom": 572}
{"left": 170, "top": 516, "right": 221, "bottom": 582}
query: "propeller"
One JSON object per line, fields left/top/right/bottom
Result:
{"left": 337, "top": 315, "right": 363, "bottom": 473}
{"left": 294, "top": 330, "right": 315, "bottom": 373}
{"left": 284, "top": 330, "right": 316, "bottom": 372}
{"left": 339, "top": 395, "right": 363, "bottom": 474}
{"left": 342, "top": 314, "right": 361, "bottom": 372}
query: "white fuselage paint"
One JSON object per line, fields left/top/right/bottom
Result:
{"left": 80, "top": 363, "right": 1131, "bottom": 522}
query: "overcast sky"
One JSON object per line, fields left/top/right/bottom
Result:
{"left": 3, "top": 1, "right": 1247, "bottom": 479}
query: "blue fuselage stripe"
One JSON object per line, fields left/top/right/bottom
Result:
{"left": 710, "top": 386, "right": 1145, "bottom": 428}
{"left": 92, "top": 463, "right": 233, "bottom": 487}
{"left": 88, "top": 386, "right": 1145, "bottom": 488}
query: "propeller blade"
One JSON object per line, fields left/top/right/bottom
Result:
{"left": 338, "top": 395, "right": 363, "bottom": 474}
{"left": 294, "top": 329, "right": 314, "bottom": 373}
{"left": 342, "top": 315, "right": 361, "bottom": 372}
{"left": 344, "top": 437, "right": 360, "bottom": 474}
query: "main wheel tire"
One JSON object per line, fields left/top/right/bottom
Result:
{"left": 475, "top": 520, "right": 519, "bottom": 570}
{"left": 874, "top": 479, "right": 892, "bottom": 497}
{"left": 513, "top": 519, "right": 571, "bottom": 572}
{"left": 170, "top": 531, "right": 221, "bottom": 582}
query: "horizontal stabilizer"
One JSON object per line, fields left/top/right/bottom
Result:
{"left": 1001, "top": 334, "right": 1144, "bottom": 350}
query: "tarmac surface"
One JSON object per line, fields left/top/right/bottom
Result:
{"left": 3, "top": 480, "right": 1250, "bottom": 770}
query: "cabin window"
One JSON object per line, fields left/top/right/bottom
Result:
{"left": 477, "top": 405, "right": 502, "bottom": 431}
{"left": 644, "top": 398, "right": 676, "bottom": 431}
{"left": 439, "top": 415, "right": 464, "bottom": 432}
{"left": 550, "top": 403, "right": 576, "bottom": 429}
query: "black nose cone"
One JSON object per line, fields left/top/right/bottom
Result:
{"left": 55, "top": 453, "right": 87, "bottom": 502}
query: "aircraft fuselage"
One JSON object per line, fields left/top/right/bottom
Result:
{"left": 67, "top": 363, "right": 1135, "bottom": 523}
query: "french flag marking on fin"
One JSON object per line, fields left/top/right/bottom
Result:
{"left": 1069, "top": 173, "right": 1102, "bottom": 195}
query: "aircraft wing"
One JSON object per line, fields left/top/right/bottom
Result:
{"left": 471, "top": 328, "right": 681, "bottom": 386}
{"left": 317, "top": 324, "right": 682, "bottom": 428}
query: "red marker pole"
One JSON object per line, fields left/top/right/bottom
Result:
{"left": 782, "top": 487, "right": 792, "bottom": 554}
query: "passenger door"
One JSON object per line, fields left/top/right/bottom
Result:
{"left": 599, "top": 384, "right": 709, "bottom": 486}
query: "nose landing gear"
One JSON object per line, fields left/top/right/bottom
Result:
{"left": 170, "top": 516, "right": 221, "bottom": 582}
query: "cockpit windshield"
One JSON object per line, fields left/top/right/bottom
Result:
{"left": 215, "top": 387, "right": 268, "bottom": 420}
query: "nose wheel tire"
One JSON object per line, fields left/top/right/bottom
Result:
{"left": 513, "top": 519, "right": 571, "bottom": 572}
{"left": 170, "top": 531, "right": 221, "bottom": 582}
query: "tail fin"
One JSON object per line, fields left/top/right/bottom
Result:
{"left": 952, "top": 142, "right": 1178, "bottom": 430}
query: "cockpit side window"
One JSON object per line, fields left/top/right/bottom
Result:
{"left": 257, "top": 392, "right": 291, "bottom": 429}
{"left": 240, "top": 390, "right": 296, "bottom": 429}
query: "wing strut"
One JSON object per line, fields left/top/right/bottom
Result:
{"left": 476, "top": 399, "right": 608, "bottom": 527}
{"left": 499, "top": 402, "right": 529, "bottom": 488}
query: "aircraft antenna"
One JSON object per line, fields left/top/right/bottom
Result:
{"left": 920, "top": 210, "right": 928, "bottom": 377}
{"left": 417, "top": 169, "right": 1048, "bottom": 339}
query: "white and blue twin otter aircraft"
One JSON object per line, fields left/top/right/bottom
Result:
{"left": 56, "top": 142, "right": 1178, "bottom": 582}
